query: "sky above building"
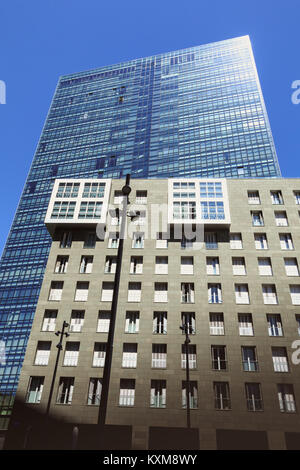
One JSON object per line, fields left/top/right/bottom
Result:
{"left": 0, "top": 0, "right": 299, "bottom": 255}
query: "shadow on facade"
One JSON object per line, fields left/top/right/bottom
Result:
{"left": 4, "top": 398, "right": 132, "bottom": 450}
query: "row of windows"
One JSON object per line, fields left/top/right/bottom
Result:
{"left": 47, "top": 280, "right": 300, "bottom": 305}
{"left": 248, "top": 190, "right": 300, "bottom": 206}
{"left": 53, "top": 254, "right": 300, "bottom": 277}
{"left": 41, "top": 309, "right": 300, "bottom": 338}
{"left": 58, "top": 230, "right": 297, "bottom": 251}
{"left": 32, "top": 340, "right": 294, "bottom": 375}
{"left": 26, "top": 376, "right": 297, "bottom": 413}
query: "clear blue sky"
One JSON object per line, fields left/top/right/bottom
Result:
{"left": 0, "top": 0, "right": 299, "bottom": 255}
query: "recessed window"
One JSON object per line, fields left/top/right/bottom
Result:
{"left": 214, "top": 382, "right": 231, "bottom": 410}
{"left": 254, "top": 233, "right": 268, "bottom": 250}
{"left": 271, "top": 191, "right": 283, "bottom": 205}
{"left": 97, "top": 311, "right": 110, "bottom": 333}
{"left": 87, "top": 378, "right": 102, "bottom": 406}
{"left": 284, "top": 258, "right": 299, "bottom": 276}
{"left": 181, "top": 283, "right": 195, "bottom": 303}
{"left": 156, "top": 233, "right": 168, "bottom": 249}
{"left": 74, "top": 282, "right": 89, "bottom": 302}
{"left": 279, "top": 233, "right": 293, "bottom": 250}
{"left": 42, "top": 310, "right": 57, "bottom": 332}
{"left": 51, "top": 201, "right": 76, "bottom": 219}
{"left": 60, "top": 231, "right": 72, "bottom": 248}
{"left": 290, "top": 285, "right": 300, "bottom": 305}
{"left": 247, "top": 191, "right": 260, "bottom": 205}
{"left": 48, "top": 281, "right": 63, "bottom": 301}
{"left": 242, "top": 346, "right": 258, "bottom": 371}
{"left": 293, "top": 191, "right": 300, "bottom": 205}
{"left": 205, "top": 232, "right": 218, "bottom": 250}
{"left": 232, "top": 257, "right": 246, "bottom": 276}
{"left": 69, "top": 310, "right": 85, "bottom": 333}
{"left": 154, "top": 283, "right": 168, "bottom": 302}
{"left": 153, "top": 311, "right": 167, "bottom": 334}
{"left": 258, "top": 258, "right": 273, "bottom": 276}
{"left": 93, "top": 343, "right": 106, "bottom": 367}
{"left": 34, "top": 341, "right": 51, "bottom": 366}
{"left": 84, "top": 232, "right": 96, "bottom": 248}
{"left": 125, "top": 311, "right": 139, "bottom": 333}
{"left": 55, "top": 256, "right": 69, "bottom": 274}
{"left": 267, "top": 314, "right": 283, "bottom": 337}
{"left": 132, "top": 232, "right": 144, "bottom": 249}
{"left": 235, "top": 284, "right": 249, "bottom": 304}
{"left": 119, "top": 379, "right": 135, "bottom": 406}
{"left": 181, "top": 312, "right": 195, "bottom": 334}
{"left": 272, "top": 347, "right": 289, "bottom": 372}
{"left": 251, "top": 211, "right": 264, "bottom": 226}
{"left": 152, "top": 344, "right": 167, "bottom": 368}
{"left": 26, "top": 376, "right": 44, "bottom": 404}
{"left": 128, "top": 282, "right": 142, "bottom": 302}
{"left": 105, "top": 256, "right": 117, "bottom": 274}
{"left": 108, "top": 232, "right": 119, "bottom": 249}
{"left": 181, "top": 257, "right": 193, "bottom": 275}
{"left": 209, "top": 312, "right": 224, "bottom": 335}
{"left": 238, "top": 314, "right": 254, "bottom": 336}
{"left": 211, "top": 345, "right": 227, "bottom": 370}
{"left": 101, "top": 282, "right": 114, "bottom": 302}
{"left": 130, "top": 256, "right": 143, "bottom": 274}
{"left": 155, "top": 256, "right": 168, "bottom": 275}
{"left": 181, "top": 344, "right": 197, "bottom": 369}
{"left": 182, "top": 381, "right": 198, "bottom": 409}
{"left": 122, "top": 343, "right": 137, "bottom": 368}
{"left": 80, "top": 256, "right": 93, "bottom": 274}
{"left": 275, "top": 211, "right": 288, "bottom": 227}
{"left": 208, "top": 284, "right": 222, "bottom": 304}
{"left": 230, "top": 233, "right": 243, "bottom": 249}
{"left": 150, "top": 380, "right": 166, "bottom": 408}
{"left": 262, "top": 284, "right": 278, "bottom": 304}
{"left": 245, "top": 383, "right": 263, "bottom": 411}
{"left": 277, "top": 384, "right": 296, "bottom": 413}
{"left": 63, "top": 342, "right": 80, "bottom": 367}
{"left": 56, "top": 377, "right": 74, "bottom": 405}
{"left": 206, "top": 257, "right": 220, "bottom": 275}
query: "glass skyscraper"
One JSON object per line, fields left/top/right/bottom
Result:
{"left": 0, "top": 35, "right": 280, "bottom": 428}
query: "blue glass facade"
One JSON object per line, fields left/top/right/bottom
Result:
{"left": 0, "top": 35, "right": 281, "bottom": 427}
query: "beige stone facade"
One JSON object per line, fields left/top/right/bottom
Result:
{"left": 13, "top": 177, "right": 300, "bottom": 449}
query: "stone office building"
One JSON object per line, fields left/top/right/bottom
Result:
{"left": 8, "top": 176, "right": 300, "bottom": 450}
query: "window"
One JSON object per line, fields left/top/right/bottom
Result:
{"left": 128, "top": 282, "right": 142, "bottom": 302}
{"left": 110, "top": 207, "right": 120, "bottom": 226}
{"left": 267, "top": 314, "right": 283, "bottom": 337}
{"left": 55, "top": 256, "right": 68, "bottom": 273}
{"left": 42, "top": 310, "right": 57, "bottom": 332}
{"left": 262, "top": 284, "right": 278, "bottom": 304}
{"left": 232, "top": 257, "right": 246, "bottom": 275}
{"left": 290, "top": 285, "right": 300, "bottom": 305}
{"left": 56, "top": 182, "right": 80, "bottom": 198}
{"left": 271, "top": 191, "right": 283, "bottom": 205}
{"left": 214, "top": 382, "right": 231, "bottom": 410}
{"left": 279, "top": 233, "right": 293, "bottom": 250}
{"left": 97, "top": 311, "right": 110, "bottom": 333}
{"left": 79, "top": 201, "right": 102, "bottom": 219}
{"left": 132, "top": 232, "right": 144, "bottom": 249}
{"left": 277, "top": 384, "right": 296, "bottom": 412}
{"left": 122, "top": 343, "right": 137, "bottom": 368}
{"left": 181, "top": 312, "right": 196, "bottom": 334}
{"left": 173, "top": 201, "right": 196, "bottom": 219}
{"left": 105, "top": 256, "right": 117, "bottom": 274}
{"left": 26, "top": 377, "right": 44, "bottom": 404}
{"left": 208, "top": 284, "right": 222, "bottom": 303}
{"left": 125, "top": 311, "right": 139, "bottom": 333}
{"left": 181, "top": 257, "right": 193, "bottom": 275}
{"left": 251, "top": 211, "right": 264, "bottom": 226}
{"left": 182, "top": 381, "right": 198, "bottom": 409}
{"left": 60, "top": 231, "right": 72, "bottom": 248}
{"left": 93, "top": 343, "right": 106, "bottom": 367}
{"left": 87, "top": 378, "right": 102, "bottom": 405}
{"left": 80, "top": 256, "right": 93, "bottom": 274}
{"left": 84, "top": 232, "right": 96, "bottom": 248}
{"left": 69, "top": 310, "right": 84, "bottom": 333}
{"left": 130, "top": 256, "right": 143, "bottom": 274}
{"left": 296, "top": 314, "right": 300, "bottom": 336}
{"left": 82, "top": 182, "right": 105, "bottom": 198}
{"left": 245, "top": 383, "right": 263, "bottom": 411}
{"left": 254, "top": 233, "right": 268, "bottom": 250}
{"left": 206, "top": 257, "right": 220, "bottom": 275}
{"left": 181, "top": 283, "right": 195, "bottom": 303}
{"left": 181, "top": 344, "right": 197, "bottom": 369}
{"left": 230, "top": 233, "right": 242, "bottom": 249}
{"left": 154, "top": 283, "right": 168, "bottom": 302}
{"left": 209, "top": 313, "right": 224, "bottom": 335}
{"left": 34, "top": 341, "right": 51, "bottom": 366}
{"left": 113, "top": 190, "right": 124, "bottom": 205}
{"left": 294, "top": 191, "right": 300, "bottom": 205}
{"left": 284, "top": 258, "right": 299, "bottom": 276}
{"left": 150, "top": 380, "right": 166, "bottom": 408}
{"left": 136, "top": 190, "right": 147, "bottom": 204}
{"left": 258, "top": 258, "right": 273, "bottom": 276}
{"left": 181, "top": 235, "right": 194, "bottom": 250}
{"left": 248, "top": 191, "right": 260, "bottom": 205}
{"left": 211, "top": 345, "right": 227, "bottom": 370}
{"left": 199, "top": 181, "right": 222, "bottom": 198}
{"left": 155, "top": 256, "right": 168, "bottom": 275}
{"left": 156, "top": 233, "right": 168, "bottom": 249}
{"left": 275, "top": 211, "right": 288, "bottom": 226}
{"left": 101, "top": 282, "right": 114, "bottom": 302}
{"left": 205, "top": 232, "right": 218, "bottom": 249}
{"left": 235, "top": 284, "right": 249, "bottom": 304}
{"left": 200, "top": 201, "right": 225, "bottom": 220}
{"left": 152, "top": 344, "right": 167, "bottom": 368}
{"left": 75, "top": 282, "right": 89, "bottom": 301}
{"left": 48, "top": 281, "right": 63, "bottom": 301}
{"left": 56, "top": 377, "right": 74, "bottom": 405}
{"left": 119, "top": 379, "right": 135, "bottom": 406}
{"left": 153, "top": 312, "right": 167, "bottom": 334}
{"left": 63, "top": 342, "right": 80, "bottom": 366}
{"left": 108, "top": 233, "right": 119, "bottom": 249}
{"left": 242, "top": 346, "right": 258, "bottom": 371}
{"left": 238, "top": 314, "right": 254, "bottom": 336}
{"left": 51, "top": 201, "right": 76, "bottom": 219}
{"left": 272, "top": 347, "right": 289, "bottom": 372}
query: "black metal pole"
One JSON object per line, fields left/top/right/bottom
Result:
{"left": 180, "top": 321, "right": 191, "bottom": 428}
{"left": 98, "top": 174, "right": 131, "bottom": 426}
{"left": 46, "top": 320, "right": 69, "bottom": 416}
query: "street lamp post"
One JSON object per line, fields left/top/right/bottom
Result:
{"left": 180, "top": 321, "right": 193, "bottom": 429}
{"left": 98, "top": 174, "right": 132, "bottom": 427}
{"left": 46, "top": 320, "right": 69, "bottom": 416}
